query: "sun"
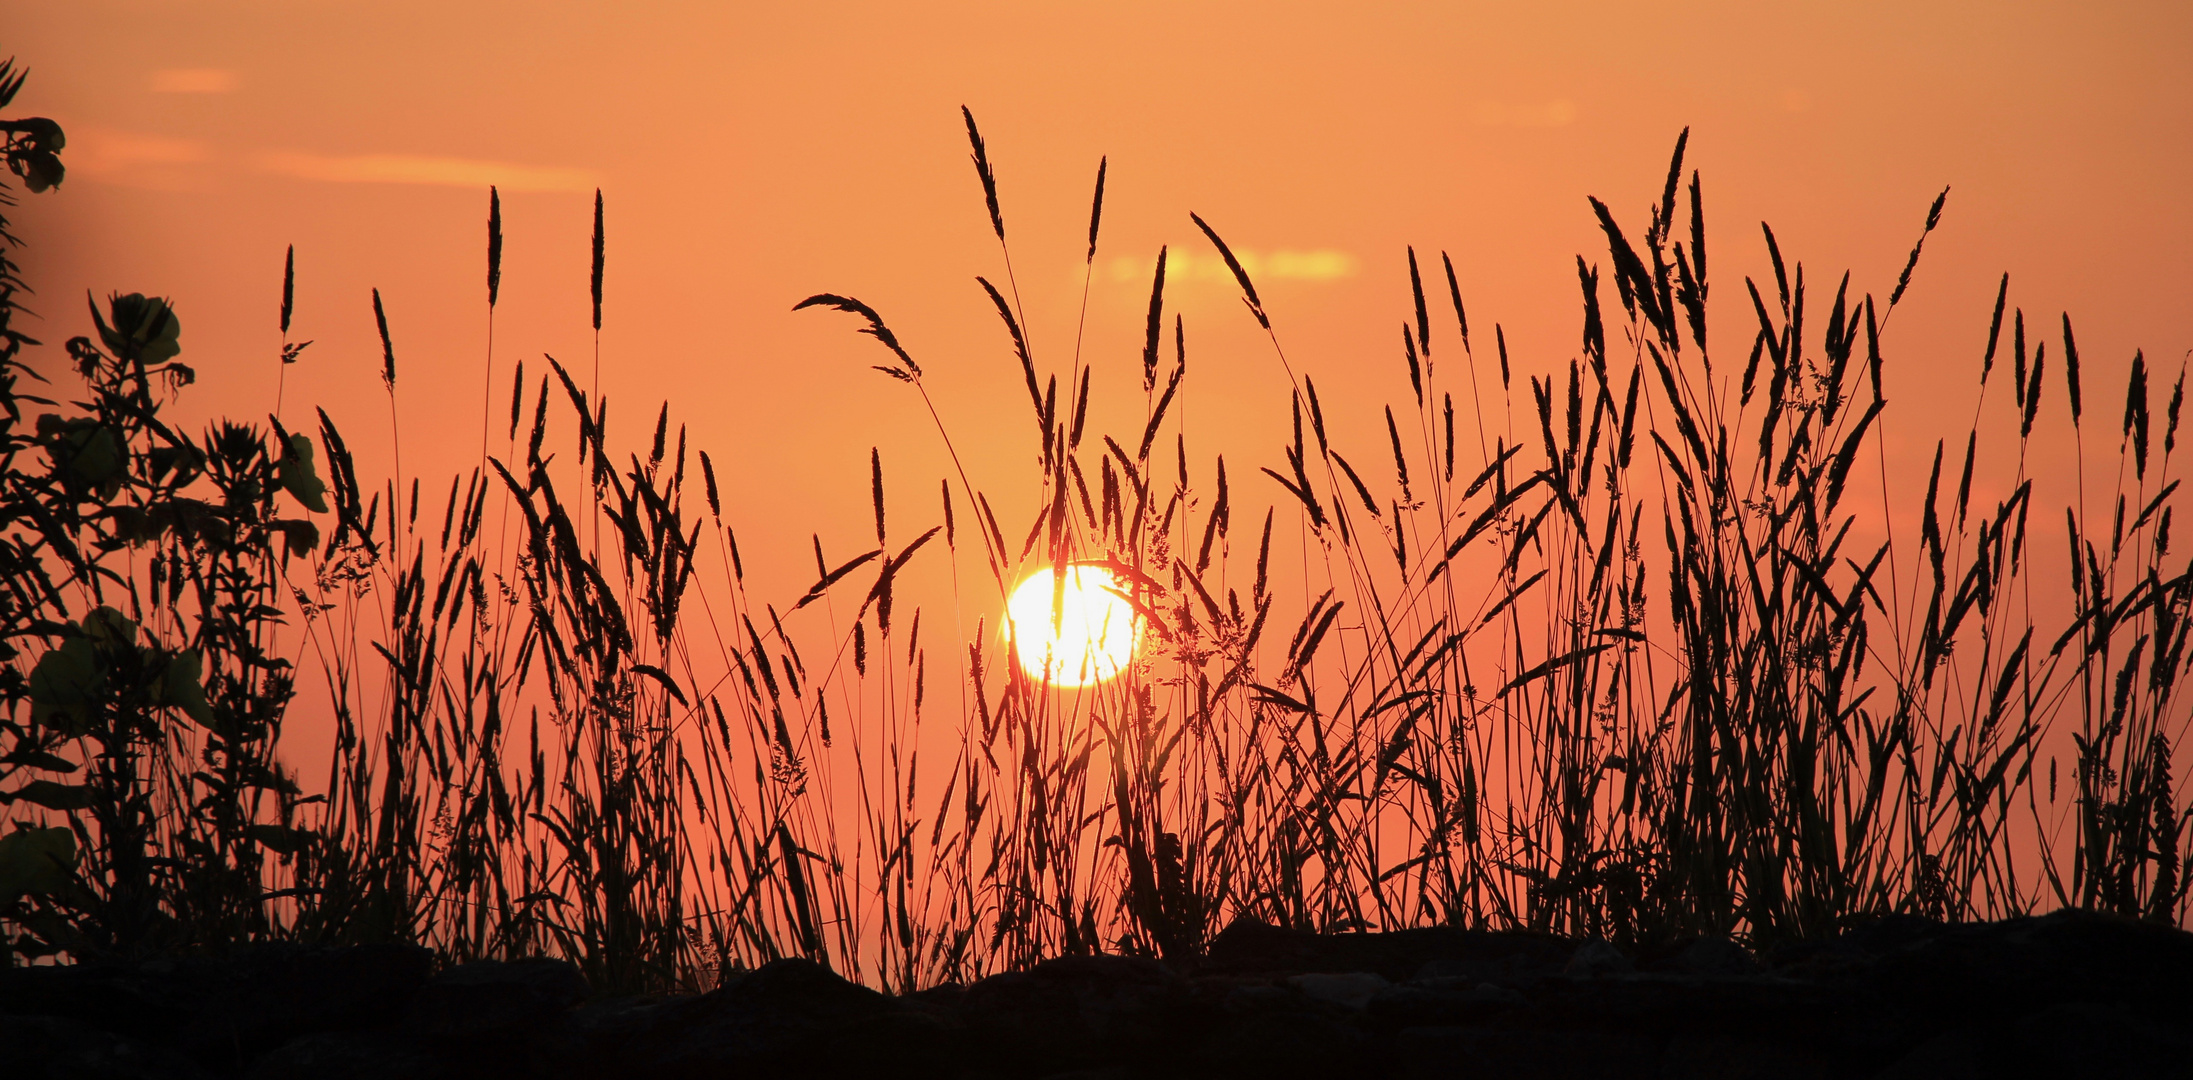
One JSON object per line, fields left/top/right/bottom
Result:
{"left": 1005, "top": 565, "right": 1140, "bottom": 686}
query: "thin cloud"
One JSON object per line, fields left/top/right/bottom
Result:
{"left": 1261, "top": 250, "right": 1357, "bottom": 281}
{"left": 1107, "top": 249, "right": 1359, "bottom": 286}
{"left": 68, "top": 127, "right": 211, "bottom": 189}
{"left": 1471, "top": 99, "right": 1579, "bottom": 128}
{"left": 253, "top": 150, "right": 598, "bottom": 193}
{"left": 149, "top": 68, "right": 239, "bottom": 94}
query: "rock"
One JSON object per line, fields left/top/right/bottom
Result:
{"left": 7, "top": 910, "right": 2193, "bottom": 1079}
{"left": 1394, "top": 1024, "right": 1657, "bottom": 1080}
{"left": 1998, "top": 1000, "right": 2193, "bottom": 1077}
{"left": 1765, "top": 913, "right": 1944, "bottom": 979}
{"left": 1659, "top": 1034, "right": 1832, "bottom": 1080}
{"left": 2, "top": 1011, "right": 211, "bottom": 1080}
{"left": 0, "top": 962, "right": 177, "bottom": 1040}
{"left": 1190, "top": 1004, "right": 1384, "bottom": 1079}
{"left": 245, "top": 1030, "right": 453, "bottom": 1080}
{"left": 1525, "top": 968, "right": 1861, "bottom": 1050}
{"left": 0, "top": 943, "right": 433, "bottom": 1071}
{"left": 1561, "top": 940, "right": 1632, "bottom": 977}
{"left": 958, "top": 954, "right": 1205, "bottom": 1073}
{"left": 604, "top": 958, "right": 944, "bottom": 1080}
{"left": 1875, "top": 1001, "right": 2193, "bottom": 1080}
{"left": 1839, "top": 912, "right": 1950, "bottom": 954}
{"left": 562, "top": 991, "right": 678, "bottom": 1041}
{"left": 1205, "top": 916, "right": 1574, "bottom": 984}
{"left": 1654, "top": 935, "right": 1761, "bottom": 977}
{"left": 174, "top": 943, "right": 434, "bottom": 1063}
{"left": 1860, "top": 908, "right": 2193, "bottom": 1044}
{"left": 406, "top": 957, "right": 589, "bottom": 1036}
{"left": 1289, "top": 971, "right": 1391, "bottom": 1010}
{"left": 375, "top": 957, "right": 598, "bottom": 1079}
{"left": 1368, "top": 981, "right": 1524, "bottom": 1027}
{"left": 1183, "top": 973, "right": 1387, "bottom": 1079}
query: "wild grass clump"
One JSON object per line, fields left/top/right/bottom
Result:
{"left": 2, "top": 60, "right": 2186, "bottom": 995}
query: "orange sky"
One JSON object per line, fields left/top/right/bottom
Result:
{"left": 11, "top": 0, "right": 2191, "bottom": 638}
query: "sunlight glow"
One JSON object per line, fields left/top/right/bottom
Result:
{"left": 1006, "top": 566, "right": 1139, "bottom": 686}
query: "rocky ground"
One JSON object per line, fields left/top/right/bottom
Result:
{"left": 6, "top": 909, "right": 2190, "bottom": 1079}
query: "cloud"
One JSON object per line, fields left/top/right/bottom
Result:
{"left": 253, "top": 150, "right": 598, "bottom": 193}
{"left": 1470, "top": 99, "right": 1579, "bottom": 128}
{"left": 67, "top": 127, "right": 211, "bottom": 188}
{"left": 1261, "top": 250, "right": 1358, "bottom": 281}
{"left": 1106, "top": 249, "right": 1358, "bottom": 286}
{"left": 149, "top": 68, "right": 239, "bottom": 94}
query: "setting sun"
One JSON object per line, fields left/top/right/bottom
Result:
{"left": 1005, "top": 566, "right": 1139, "bottom": 686}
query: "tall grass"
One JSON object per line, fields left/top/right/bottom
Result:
{"left": 3, "top": 86, "right": 2187, "bottom": 994}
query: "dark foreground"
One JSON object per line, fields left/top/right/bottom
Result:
{"left": 6, "top": 910, "right": 2189, "bottom": 1079}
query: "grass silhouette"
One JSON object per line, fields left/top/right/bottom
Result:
{"left": 2, "top": 70, "right": 2187, "bottom": 996}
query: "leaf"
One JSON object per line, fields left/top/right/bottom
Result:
{"left": 279, "top": 433, "right": 329, "bottom": 513}
{"left": 1249, "top": 683, "right": 1314, "bottom": 714}
{"left": 237, "top": 761, "right": 302, "bottom": 796}
{"left": 0, "top": 827, "right": 78, "bottom": 901}
{"left": 156, "top": 650, "right": 214, "bottom": 728}
{"left": 45, "top": 418, "right": 123, "bottom": 491}
{"left": 27, "top": 637, "right": 102, "bottom": 737}
{"left": 80, "top": 606, "right": 138, "bottom": 647}
{"left": 273, "top": 519, "right": 320, "bottom": 556}
{"left": 1499, "top": 643, "right": 1617, "bottom": 694}
{"left": 794, "top": 549, "right": 882, "bottom": 611}
{"left": 2, "top": 751, "right": 78, "bottom": 774}
{"left": 4, "top": 780, "right": 94, "bottom": 811}
{"left": 244, "top": 824, "right": 315, "bottom": 855}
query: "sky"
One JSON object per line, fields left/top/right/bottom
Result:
{"left": 8, "top": 1, "right": 2191, "bottom": 794}
{"left": 12, "top": 2, "right": 2188, "bottom": 578}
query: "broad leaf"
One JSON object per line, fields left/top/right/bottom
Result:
{"left": 0, "top": 828, "right": 77, "bottom": 901}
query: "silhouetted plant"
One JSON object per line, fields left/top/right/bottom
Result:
{"left": 1, "top": 60, "right": 2185, "bottom": 995}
